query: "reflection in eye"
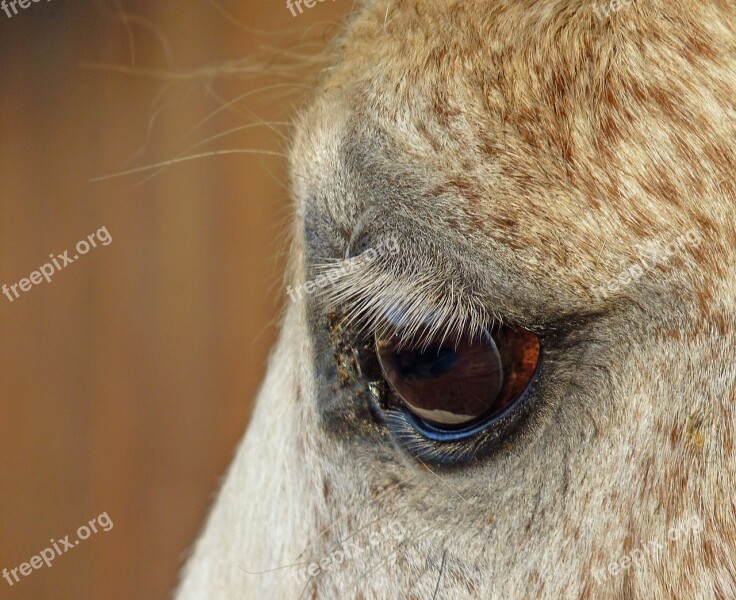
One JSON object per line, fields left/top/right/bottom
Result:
{"left": 375, "top": 325, "right": 540, "bottom": 430}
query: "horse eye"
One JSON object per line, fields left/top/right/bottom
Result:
{"left": 375, "top": 325, "right": 540, "bottom": 431}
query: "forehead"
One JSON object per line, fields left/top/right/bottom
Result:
{"left": 290, "top": 0, "right": 734, "bottom": 319}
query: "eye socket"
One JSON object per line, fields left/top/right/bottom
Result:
{"left": 375, "top": 325, "right": 541, "bottom": 436}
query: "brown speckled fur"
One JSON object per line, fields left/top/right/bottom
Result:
{"left": 177, "top": 1, "right": 736, "bottom": 598}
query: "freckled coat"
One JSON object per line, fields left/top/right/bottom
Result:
{"left": 177, "top": 1, "right": 736, "bottom": 598}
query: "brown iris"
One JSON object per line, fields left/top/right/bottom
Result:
{"left": 375, "top": 325, "right": 540, "bottom": 429}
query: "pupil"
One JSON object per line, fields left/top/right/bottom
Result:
{"left": 394, "top": 346, "right": 457, "bottom": 380}
{"left": 375, "top": 330, "right": 505, "bottom": 428}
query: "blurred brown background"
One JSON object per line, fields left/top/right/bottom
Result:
{"left": 0, "top": 1, "right": 347, "bottom": 598}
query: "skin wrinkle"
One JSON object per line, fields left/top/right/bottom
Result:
{"left": 176, "top": 1, "right": 736, "bottom": 598}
